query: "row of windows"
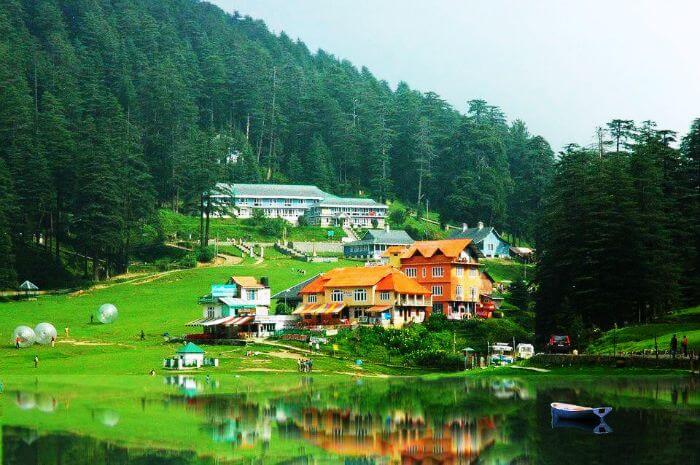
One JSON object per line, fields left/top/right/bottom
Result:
{"left": 406, "top": 266, "right": 480, "bottom": 278}
{"left": 316, "top": 290, "right": 395, "bottom": 303}
{"left": 236, "top": 197, "right": 310, "bottom": 206}
{"left": 405, "top": 266, "right": 445, "bottom": 278}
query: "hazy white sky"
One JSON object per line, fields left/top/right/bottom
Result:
{"left": 209, "top": 0, "right": 700, "bottom": 150}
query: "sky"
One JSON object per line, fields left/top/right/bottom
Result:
{"left": 209, "top": 0, "right": 700, "bottom": 150}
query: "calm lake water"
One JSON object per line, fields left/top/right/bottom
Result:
{"left": 1, "top": 375, "right": 698, "bottom": 464}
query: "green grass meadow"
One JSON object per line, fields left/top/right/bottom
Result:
{"left": 0, "top": 256, "right": 366, "bottom": 376}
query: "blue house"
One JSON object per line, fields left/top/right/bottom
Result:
{"left": 449, "top": 222, "right": 510, "bottom": 258}
{"left": 343, "top": 227, "right": 414, "bottom": 260}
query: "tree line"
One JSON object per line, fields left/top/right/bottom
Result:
{"left": 0, "top": 0, "right": 554, "bottom": 286}
{"left": 535, "top": 119, "right": 700, "bottom": 342}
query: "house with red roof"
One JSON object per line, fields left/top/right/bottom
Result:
{"left": 400, "top": 239, "right": 484, "bottom": 320}
{"left": 293, "top": 265, "right": 431, "bottom": 328}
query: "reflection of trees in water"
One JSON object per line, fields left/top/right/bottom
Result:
{"left": 1, "top": 427, "right": 220, "bottom": 465}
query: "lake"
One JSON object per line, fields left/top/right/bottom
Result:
{"left": 0, "top": 374, "right": 698, "bottom": 464}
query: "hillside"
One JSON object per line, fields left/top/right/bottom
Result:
{"left": 0, "top": 0, "right": 554, "bottom": 287}
{"left": 587, "top": 306, "right": 700, "bottom": 354}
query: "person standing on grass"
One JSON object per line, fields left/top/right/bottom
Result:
{"left": 34, "top": 355, "right": 39, "bottom": 368}
{"left": 681, "top": 335, "right": 688, "bottom": 357}
{"left": 50, "top": 336, "right": 55, "bottom": 348}
{"left": 140, "top": 330, "right": 145, "bottom": 341}
{"left": 65, "top": 326, "right": 70, "bottom": 338}
{"left": 670, "top": 334, "right": 678, "bottom": 359}
{"left": 90, "top": 314, "right": 94, "bottom": 324}
{"left": 15, "top": 337, "right": 20, "bottom": 349}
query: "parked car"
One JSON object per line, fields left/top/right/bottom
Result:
{"left": 546, "top": 335, "right": 571, "bottom": 353}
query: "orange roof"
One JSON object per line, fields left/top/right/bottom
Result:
{"left": 230, "top": 276, "right": 265, "bottom": 288}
{"left": 402, "top": 239, "right": 473, "bottom": 259}
{"left": 299, "top": 265, "right": 428, "bottom": 295}
{"left": 376, "top": 269, "right": 431, "bottom": 295}
{"left": 382, "top": 245, "right": 409, "bottom": 257}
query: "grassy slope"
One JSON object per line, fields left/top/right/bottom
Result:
{"left": 587, "top": 306, "right": 700, "bottom": 354}
{"left": 0, "top": 256, "right": 381, "bottom": 375}
{"left": 481, "top": 258, "right": 533, "bottom": 283}
{"left": 159, "top": 209, "right": 345, "bottom": 242}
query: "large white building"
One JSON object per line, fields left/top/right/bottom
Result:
{"left": 212, "top": 183, "right": 387, "bottom": 228}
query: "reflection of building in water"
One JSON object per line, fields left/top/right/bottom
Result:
{"left": 168, "top": 391, "right": 504, "bottom": 464}
{"left": 290, "top": 408, "right": 497, "bottom": 464}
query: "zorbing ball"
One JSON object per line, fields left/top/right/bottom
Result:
{"left": 12, "top": 326, "right": 36, "bottom": 347}
{"left": 34, "top": 322, "right": 57, "bottom": 345}
{"left": 96, "top": 303, "right": 118, "bottom": 324}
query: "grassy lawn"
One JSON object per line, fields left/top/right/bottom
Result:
{"left": 158, "top": 209, "right": 345, "bottom": 242}
{"left": 587, "top": 306, "right": 700, "bottom": 354}
{"left": 481, "top": 258, "right": 533, "bottom": 283}
{"left": 0, "top": 256, "right": 366, "bottom": 376}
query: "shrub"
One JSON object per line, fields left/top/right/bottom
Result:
{"left": 195, "top": 246, "right": 216, "bottom": 263}
{"left": 262, "top": 218, "right": 285, "bottom": 237}
{"left": 408, "top": 349, "right": 464, "bottom": 371}
{"left": 297, "top": 215, "right": 309, "bottom": 227}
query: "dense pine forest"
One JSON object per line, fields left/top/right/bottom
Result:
{"left": 0, "top": 0, "right": 554, "bottom": 284}
{"left": 536, "top": 120, "right": 700, "bottom": 340}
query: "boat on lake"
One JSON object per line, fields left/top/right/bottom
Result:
{"left": 551, "top": 402, "right": 612, "bottom": 420}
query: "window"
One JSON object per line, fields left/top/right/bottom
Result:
{"left": 380, "top": 291, "right": 391, "bottom": 301}
{"left": 353, "top": 288, "right": 367, "bottom": 302}
{"left": 207, "top": 307, "right": 215, "bottom": 318}
{"left": 456, "top": 267, "right": 463, "bottom": 277}
{"left": 405, "top": 267, "right": 417, "bottom": 278}
{"left": 432, "top": 266, "right": 444, "bottom": 278}
{"left": 247, "top": 289, "right": 258, "bottom": 301}
{"left": 422, "top": 267, "right": 427, "bottom": 278}
{"left": 470, "top": 268, "right": 479, "bottom": 277}
{"left": 431, "top": 285, "right": 443, "bottom": 296}
{"left": 488, "top": 243, "right": 494, "bottom": 251}
{"left": 455, "top": 285, "right": 463, "bottom": 299}
{"left": 307, "top": 294, "right": 317, "bottom": 303}
{"left": 470, "top": 287, "right": 478, "bottom": 299}
{"left": 331, "top": 289, "right": 343, "bottom": 302}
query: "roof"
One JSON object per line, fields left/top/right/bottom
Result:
{"left": 230, "top": 276, "right": 266, "bottom": 288}
{"left": 376, "top": 269, "right": 431, "bottom": 294}
{"left": 402, "top": 239, "right": 475, "bottom": 259}
{"left": 215, "top": 183, "right": 328, "bottom": 199}
{"left": 359, "top": 229, "right": 413, "bottom": 244}
{"left": 318, "top": 195, "right": 387, "bottom": 208}
{"left": 449, "top": 225, "right": 509, "bottom": 246}
{"left": 299, "top": 266, "right": 429, "bottom": 295}
{"left": 383, "top": 245, "right": 410, "bottom": 257}
{"left": 176, "top": 342, "right": 205, "bottom": 354}
{"left": 18, "top": 280, "right": 39, "bottom": 291}
{"left": 271, "top": 274, "right": 322, "bottom": 300}
{"left": 481, "top": 270, "right": 496, "bottom": 283}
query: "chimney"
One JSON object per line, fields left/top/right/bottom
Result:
{"left": 478, "top": 221, "right": 484, "bottom": 230}
{"left": 462, "top": 223, "right": 468, "bottom": 232}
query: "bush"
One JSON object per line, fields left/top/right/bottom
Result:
{"left": 275, "top": 301, "right": 293, "bottom": 315}
{"left": 408, "top": 349, "right": 464, "bottom": 371}
{"left": 195, "top": 246, "right": 216, "bottom": 263}
{"left": 262, "top": 218, "right": 285, "bottom": 237}
{"left": 297, "top": 215, "right": 309, "bottom": 227}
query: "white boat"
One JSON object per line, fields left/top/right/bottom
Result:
{"left": 551, "top": 402, "right": 612, "bottom": 420}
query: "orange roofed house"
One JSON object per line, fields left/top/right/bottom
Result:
{"left": 293, "top": 265, "right": 431, "bottom": 328}
{"left": 400, "top": 239, "right": 484, "bottom": 320}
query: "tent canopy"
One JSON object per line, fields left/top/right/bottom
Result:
{"left": 19, "top": 281, "right": 39, "bottom": 291}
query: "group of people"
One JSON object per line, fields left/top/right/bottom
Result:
{"left": 297, "top": 358, "right": 313, "bottom": 372}
{"left": 670, "top": 334, "right": 691, "bottom": 358}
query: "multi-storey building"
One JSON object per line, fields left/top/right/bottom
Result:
{"left": 293, "top": 265, "right": 431, "bottom": 327}
{"left": 400, "top": 239, "right": 484, "bottom": 320}
{"left": 210, "top": 183, "right": 387, "bottom": 227}
{"left": 187, "top": 276, "right": 295, "bottom": 339}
